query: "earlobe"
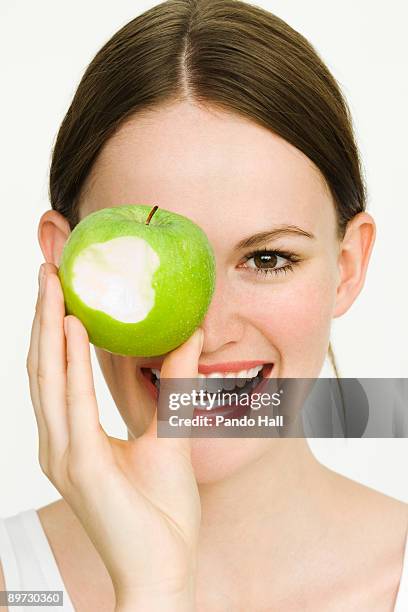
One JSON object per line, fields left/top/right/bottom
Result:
{"left": 37, "top": 210, "right": 71, "bottom": 268}
{"left": 333, "top": 212, "right": 376, "bottom": 318}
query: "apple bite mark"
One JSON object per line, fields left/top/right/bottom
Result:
{"left": 71, "top": 236, "right": 160, "bottom": 323}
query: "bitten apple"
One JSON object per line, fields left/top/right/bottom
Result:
{"left": 58, "top": 204, "right": 215, "bottom": 356}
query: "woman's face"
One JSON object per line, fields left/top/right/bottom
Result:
{"left": 77, "top": 99, "right": 342, "bottom": 483}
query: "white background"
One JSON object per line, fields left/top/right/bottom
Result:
{"left": 0, "top": 0, "right": 407, "bottom": 516}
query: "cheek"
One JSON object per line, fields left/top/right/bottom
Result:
{"left": 95, "top": 349, "right": 156, "bottom": 432}
{"left": 242, "top": 264, "right": 337, "bottom": 371}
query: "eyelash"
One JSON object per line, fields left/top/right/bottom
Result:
{"left": 240, "top": 248, "right": 301, "bottom": 278}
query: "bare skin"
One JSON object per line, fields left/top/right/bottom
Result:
{"left": 33, "top": 460, "right": 408, "bottom": 611}
{"left": 2, "top": 100, "right": 407, "bottom": 610}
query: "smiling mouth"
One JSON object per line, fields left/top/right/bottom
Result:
{"left": 141, "top": 363, "right": 274, "bottom": 397}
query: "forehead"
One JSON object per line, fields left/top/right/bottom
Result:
{"left": 79, "top": 100, "right": 335, "bottom": 235}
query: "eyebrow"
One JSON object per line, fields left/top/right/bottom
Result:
{"left": 233, "top": 225, "right": 316, "bottom": 251}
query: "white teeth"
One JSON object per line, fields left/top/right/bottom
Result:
{"left": 150, "top": 364, "right": 264, "bottom": 382}
{"left": 222, "top": 378, "right": 237, "bottom": 391}
{"left": 235, "top": 378, "right": 248, "bottom": 388}
{"left": 148, "top": 363, "right": 268, "bottom": 400}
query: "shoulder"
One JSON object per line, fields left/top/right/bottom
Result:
{"left": 37, "top": 499, "right": 116, "bottom": 611}
{"left": 322, "top": 466, "right": 408, "bottom": 606}
{"left": 325, "top": 465, "right": 408, "bottom": 526}
{"left": 323, "top": 464, "right": 408, "bottom": 549}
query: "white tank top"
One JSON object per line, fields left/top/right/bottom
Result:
{"left": 0, "top": 510, "right": 75, "bottom": 611}
{"left": 0, "top": 508, "right": 408, "bottom": 611}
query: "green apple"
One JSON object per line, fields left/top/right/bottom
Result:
{"left": 58, "top": 204, "right": 216, "bottom": 356}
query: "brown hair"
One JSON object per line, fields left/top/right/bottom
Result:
{"left": 49, "top": 0, "right": 367, "bottom": 377}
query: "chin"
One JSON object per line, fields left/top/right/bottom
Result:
{"left": 190, "top": 437, "right": 273, "bottom": 485}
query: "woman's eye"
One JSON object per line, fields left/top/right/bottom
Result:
{"left": 239, "top": 250, "right": 300, "bottom": 278}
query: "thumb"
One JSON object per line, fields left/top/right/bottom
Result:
{"left": 143, "top": 327, "right": 204, "bottom": 451}
{"left": 160, "top": 327, "right": 204, "bottom": 380}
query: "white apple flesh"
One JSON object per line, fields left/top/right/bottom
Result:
{"left": 72, "top": 236, "right": 160, "bottom": 323}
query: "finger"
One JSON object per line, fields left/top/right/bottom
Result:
{"left": 37, "top": 265, "right": 69, "bottom": 457}
{"left": 26, "top": 265, "right": 49, "bottom": 454}
{"left": 64, "top": 314, "right": 102, "bottom": 454}
{"left": 143, "top": 328, "right": 204, "bottom": 452}
{"left": 160, "top": 327, "right": 204, "bottom": 380}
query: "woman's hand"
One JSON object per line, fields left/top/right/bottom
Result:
{"left": 26, "top": 262, "right": 204, "bottom": 611}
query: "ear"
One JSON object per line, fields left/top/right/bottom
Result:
{"left": 37, "top": 210, "right": 71, "bottom": 267}
{"left": 333, "top": 211, "right": 376, "bottom": 318}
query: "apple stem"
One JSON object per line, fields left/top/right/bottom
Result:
{"left": 145, "top": 205, "right": 159, "bottom": 225}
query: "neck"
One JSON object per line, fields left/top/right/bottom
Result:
{"left": 191, "top": 439, "right": 341, "bottom": 607}
{"left": 125, "top": 427, "right": 335, "bottom": 554}
{"left": 198, "top": 438, "right": 325, "bottom": 529}
{"left": 194, "top": 437, "right": 336, "bottom": 582}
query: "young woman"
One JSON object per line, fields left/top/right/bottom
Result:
{"left": 1, "top": 1, "right": 407, "bottom": 610}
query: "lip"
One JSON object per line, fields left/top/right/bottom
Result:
{"left": 140, "top": 359, "right": 273, "bottom": 375}
{"left": 140, "top": 363, "right": 274, "bottom": 403}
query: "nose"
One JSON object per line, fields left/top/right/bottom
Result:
{"left": 200, "top": 273, "right": 245, "bottom": 354}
